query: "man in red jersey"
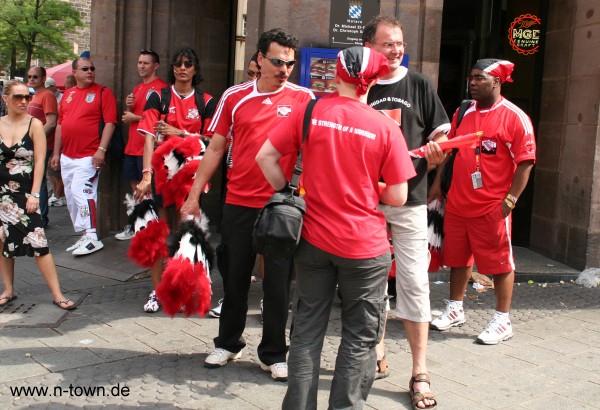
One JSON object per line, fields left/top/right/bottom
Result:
{"left": 430, "top": 59, "right": 536, "bottom": 345}
{"left": 181, "top": 28, "right": 314, "bottom": 382}
{"left": 50, "top": 58, "right": 117, "bottom": 256}
{"left": 114, "top": 49, "right": 167, "bottom": 241}
{"left": 27, "top": 66, "right": 58, "bottom": 227}
{"left": 257, "top": 46, "right": 415, "bottom": 409}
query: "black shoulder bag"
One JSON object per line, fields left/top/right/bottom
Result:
{"left": 440, "top": 99, "right": 472, "bottom": 195}
{"left": 98, "top": 87, "right": 125, "bottom": 159}
{"left": 252, "top": 99, "right": 318, "bottom": 259}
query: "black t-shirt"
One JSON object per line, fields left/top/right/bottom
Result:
{"left": 368, "top": 68, "right": 450, "bottom": 205}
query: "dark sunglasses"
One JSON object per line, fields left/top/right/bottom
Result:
{"left": 264, "top": 56, "right": 296, "bottom": 68}
{"left": 11, "top": 94, "right": 33, "bottom": 102}
{"left": 27, "top": 75, "right": 40, "bottom": 79}
{"left": 80, "top": 66, "right": 96, "bottom": 72}
{"left": 174, "top": 60, "right": 194, "bottom": 69}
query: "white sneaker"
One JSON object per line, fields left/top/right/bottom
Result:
{"left": 49, "top": 196, "right": 66, "bottom": 207}
{"left": 477, "top": 316, "right": 513, "bottom": 345}
{"left": 209, "top": 298, "right": 223, "bottom": 318}
{"left": 430, "top": 300, "right": 466, "bottom": 331}
{"left": 144, "top": 290, "right": 161, "bottom": 313}
{"left": 66, "top": 235, "right": 87, "bottom": 252}
{"left": 72, "top": 236, "right": 104, "bottom": 256}
{"left": 260, "top": 361, "right": 288, "bottom": 382}
{"left": 115, "top": 225, "right": 134, "bottom": 241}
{"left": 204, "top": 348, "right": 242, "bottom": 368}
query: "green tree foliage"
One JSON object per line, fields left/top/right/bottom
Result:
{"left": 0, "top": 0, "right": 83, "bottom": 77}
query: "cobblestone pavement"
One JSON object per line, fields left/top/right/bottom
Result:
{"left": 0, "top": 208, "right": 598, "bottom": 409}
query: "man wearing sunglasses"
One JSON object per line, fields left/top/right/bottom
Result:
{"left": 181, "top": 28, "right": 314, "bottom": 382}
{"left": 50, "top": 57, "right": 117, "bottom": 256}
{"left": 114, "top": 49, "right": 167, "bottom": 241}
{"left": 27, "top": 66, "right": 58, "bottom": 228}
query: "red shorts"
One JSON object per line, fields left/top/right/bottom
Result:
{"left": 443, "top": 204, "right": 515, "bottom": 275}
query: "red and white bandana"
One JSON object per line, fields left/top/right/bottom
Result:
{"left": 336, "top": 46, "right": 390, "bottom": 96}
{"left": 473, "top": 59, "right": 515, "bottom": 83}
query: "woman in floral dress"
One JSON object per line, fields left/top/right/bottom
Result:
{"left": 0, "top": 80, "right": 75, "bottom": 309}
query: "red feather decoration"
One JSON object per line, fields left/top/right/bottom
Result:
{"left": 128, "top": 219, "right": 170, "bottom": 267}
{"left": 163, "top": 160, "right": 200, "bottom": 208}
{"left": 152, "top": 138, "right": 181, "bottom": 194}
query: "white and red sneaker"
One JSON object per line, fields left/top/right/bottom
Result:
{"left": 477, "top": 316, "right": 513, "bottom": 345}
{"left": 430, "top": 300, "right": 466, "bottom": 331}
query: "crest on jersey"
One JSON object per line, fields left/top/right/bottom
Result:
{"left": 277, "top": 105, "right": 292, "bottom": 117}
{"left": 481, "top": 138, "right": 497, "bottom": 154}
{"left": 85, "top": 93, "right": 96, "bottom": 103}
{"left": 187, "top": 108, "right": 200, "bottom": 120}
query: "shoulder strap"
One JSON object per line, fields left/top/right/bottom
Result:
{"left": 99, "top": 87, "right": 105, "bottom": 122}
{"left": 194, "top": 90, "right": 206, "bottom": 134}
{"left": 456, "top": 99, "right": 472, "bottom": 127}
{"left": 159, "top": 86, "right": 171, "bottom": 121}
{"left": 289, "top": 99, "right": 318, "bottom": 190}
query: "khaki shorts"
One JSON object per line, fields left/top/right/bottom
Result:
{"left": 378, "top": 204, "right": 431, "bottom": 323}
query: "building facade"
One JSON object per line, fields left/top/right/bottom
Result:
{"left": 92, "top": 0, "right": 599, "bottom": 270}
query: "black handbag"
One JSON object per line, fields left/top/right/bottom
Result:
{"left": 252, "top": 99, "right": 317, "bottom": 259}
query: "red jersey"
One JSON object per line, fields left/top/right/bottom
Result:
{"left": 137, "top": 85, "right": 216, "bottom": 141}
{"left": 446, "top": 97, "right": 536, "bottom": 218}
{"left": 125, "top": 77, "right": 168, "bottom": 156}
{"left": 268, "top": 97, "right": 416, "bottom": 259}
{"left": 58, "top": 83, "right": 118, "bottom": 158}
{"left": 209, "top": 81, "right": 314, "bottom": 208}
{"left": 28, "top": 89, "right": 58, "bottom": 148}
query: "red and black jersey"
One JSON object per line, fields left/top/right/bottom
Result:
{"left": 137, "top": 85, "right": 216, "bottom": 141}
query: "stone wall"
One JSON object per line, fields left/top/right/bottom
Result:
{"left": 530, "top": 0, "right": 600, "bottom": 269}
{"left": 62, "top": 0, "right": 91, "bottom": 54}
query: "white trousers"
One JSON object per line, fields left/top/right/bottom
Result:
{"left": 60, "top": 155, "right": 100, "bottom": 232}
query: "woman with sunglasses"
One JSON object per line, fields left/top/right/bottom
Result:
{"left": 135, "top": 47, "right": 216, "bottom": 313}
{"left": 0, "top": 80, "right": 75, "bottom": 309}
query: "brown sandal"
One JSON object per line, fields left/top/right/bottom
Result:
{"left": 409, "top": 373, "right": 437, "bottom": 409}
{"left": 375, "top": 355, "right": 390, "bottom": 380}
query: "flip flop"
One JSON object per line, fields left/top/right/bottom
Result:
{"left": 53, "top": 299, "right": 77, "bottom": 310}
{"left": 0, "top": 295, "right": 17, "bottom": 306}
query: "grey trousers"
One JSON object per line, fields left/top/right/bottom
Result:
{"left": 282, "top": 240, "right": 390, "bottom": 410}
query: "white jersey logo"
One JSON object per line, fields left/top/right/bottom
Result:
{"left": 277, "top": 105, "right": 292, "bottom": 117}
{"left": 187, "top": 108, "right": 200, "bottom": 120}
{"left": 262, "top": 97, "right": 273, "bottom": 105}
{"left": 85, "top": 93, "right": 96, "bottom": 103}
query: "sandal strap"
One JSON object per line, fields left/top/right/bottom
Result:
{"left": 411, "top": 391, "right": 436, "bottom": 407}
{"left": 410, "top": 373, "right": 431, "bottom": 389}
{"left": 55, "top": 299, "right": 72, "bottom": 305}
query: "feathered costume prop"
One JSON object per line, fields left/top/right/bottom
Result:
{"left": 156, "top": 213, "right": 213, "bottom": 317}
{"left": 152, "top": 136, "right": 209, "bottom": 208}
{"left": 427, "top": 198, "right": 445, "bottom": 273}
{"left": 126, "top": 194, "right": 170, "bottom": 268}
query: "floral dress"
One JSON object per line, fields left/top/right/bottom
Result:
{"left": 0, "top": 119, "right": 49, "bottom": 257}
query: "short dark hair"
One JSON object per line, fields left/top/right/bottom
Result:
{"left": 167, "top": 47, "right": 203, "bottom": 86}
{"left": 140, "top": 48, "right": 160, "bottom": 64}
{"left": 362, "top": 15, "right": 403, "bottom": 45}
{"left": 72, "top": 57, "right": 93, "bottom": 70}
{"left": 257, "top": 28, "right": 298, "bottom": 56}
{"left": 29, "top": 66, "right": 46, "bottom": 77}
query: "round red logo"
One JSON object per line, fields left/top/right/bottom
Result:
{"left": 508, "top": 14, "right": 542, "bottom": 55}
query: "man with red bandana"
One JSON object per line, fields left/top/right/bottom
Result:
{"left": 50, "top": 58, "right": 117, "bottom": 256}
{"left": 181, "top": 28, "right": 314, "bottom": 382}
{"left": 257, "top": 46, "right": 416, "bottom": 409}
{"left": 430, "top": 59, "right": 536, "bottom": 345}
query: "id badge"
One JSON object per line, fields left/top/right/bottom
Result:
{"left": 471, "top": 171, "right": 483, "bottom": 189}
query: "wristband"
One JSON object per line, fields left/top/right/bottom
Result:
{"left": 505, "top": 193, "right": 517, "bottom": 204}
{"left": 98, "top": 146, "right": 107, "bottom": 152}
{"left": 504, "top": 198, "right": 515, "bottom": 209}
{"left": 142, "top": 167, "right": 153, "bottom": 174}
{"left": 28, "top": 192, "right": 40, "bottom": 199}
